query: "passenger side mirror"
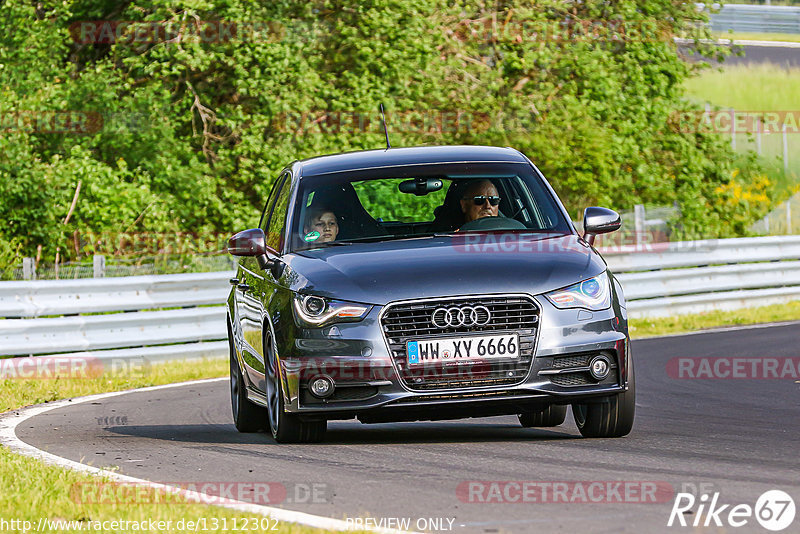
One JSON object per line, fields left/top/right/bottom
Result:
{"left": 583, "top": 207, "right": 621, "bottom": 245}
{"left": 227, "top": 228, "right": 285, "bottom": 277}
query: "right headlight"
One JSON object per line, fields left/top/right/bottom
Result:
{"left": 545, "top": 271, "right": 611, "bottom": 311}
{"left": 292, "top": 294, "right": 372, "bottom": 327}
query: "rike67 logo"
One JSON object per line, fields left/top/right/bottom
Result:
{"left": 668, "top": 490, "right": 796, "bottom": 531}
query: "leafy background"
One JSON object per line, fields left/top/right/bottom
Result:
{"left": 0, "top": 0, "right": 779, "bottom": 270}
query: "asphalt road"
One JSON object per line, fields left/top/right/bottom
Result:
{"left": 681, "top": 42, "right": 800, "bottom": 68}
{"left": 726, "top": 44, "right": 800, "bottom": 68}
{"left": 16, "top": 324, "right": 800, "bottom": 533}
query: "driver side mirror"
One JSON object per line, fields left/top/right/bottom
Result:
{"left": 583, "top": 207, "right": 621, "bottom": 246}
{"left": 227, "top": 228, "right": 285, "bottom": 278}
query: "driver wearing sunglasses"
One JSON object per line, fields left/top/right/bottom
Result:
{"left": 459, "top": 179, "right": 501, "bottom": 223}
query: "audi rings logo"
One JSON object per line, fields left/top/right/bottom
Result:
{"left": 431, "top": 305, "right": 491, "bottom": 328}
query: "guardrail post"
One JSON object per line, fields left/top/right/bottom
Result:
{"left": 756, "top": 117, "right": 762, "bottom": 155}
{"left": 93, "top": 254, "right": 106, "bottom": 278}
{"left": 634, "top": 204, "right": 645, "bottom": 247}
{"left": 783, "top": 123, "right": 789, "bottom": 173}
{"left": 22, "top": 257, "right": 36, "bottom": 280}
{"left": 787, "top": 201, "right": 792, "bottom": 235}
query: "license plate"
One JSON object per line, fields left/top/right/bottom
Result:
{"left": 406, "top": 334, "right": 519, "bottom": 365}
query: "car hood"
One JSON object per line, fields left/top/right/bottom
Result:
{"left": 285, "top": 233, "right": 606, "bottom": 306}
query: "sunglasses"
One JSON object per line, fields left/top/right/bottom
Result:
{"left": 465, "top": 195, "right": 501, "bottom": 207}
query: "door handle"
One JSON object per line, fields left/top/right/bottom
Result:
{"left": 237, "top": 283, "right": 251, "bottom": 293}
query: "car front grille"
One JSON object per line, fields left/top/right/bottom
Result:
{"left": 381, "top": 295, "right": 540, "bottom": 391}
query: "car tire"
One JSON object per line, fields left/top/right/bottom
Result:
{"left": 518, "top": 404, "right": 568, "bottom": 427}
{"left": 264, "top": 329, "right": 326, "bottom": 443}
{"left": 229, "top": 330, "right": 267, "bottom": 433}
{"left": 572, "top": 355, "right": 635, "bottom": 438}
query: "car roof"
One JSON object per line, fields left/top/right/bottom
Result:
{"left": 293, "top": 145, "right": 529, "bottom": 177}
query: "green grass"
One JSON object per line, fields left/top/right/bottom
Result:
{"left": 630, "top": 300, "right": 800, "bottom": 338}
{"left": 0, "top": 358, "right": 329, "bottom": 534}
{"left": 711, "top": 31, "right": 800, "bottom": 44}
{"left": 683, "top": 63, "right": 800, "bottom": 202}
{"left": 684, "top": 63, "right": 800, "bottom": 112}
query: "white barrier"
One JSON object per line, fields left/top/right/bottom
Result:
{"left": 0, "top": 270, "right": 234, "bottom": 360}
{"left": 601, "top": 236, "right": 800, "bottom": 272}
{"left": 602, "top": 236, "right": 800, "bottom": 318}
{"left": 701, "top": 4, "right": 800, "bottom": 35}
{"left": 0, "top": 307, "right": 226, "bottom": 357}
{"left": 0, "top": 271, "right": 233, "bottom": 318}
{"left": 1, "top": 235, "right": 799, "bottom": 360}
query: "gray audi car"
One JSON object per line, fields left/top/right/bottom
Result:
{"left": 226, "top": 145, "right": 634, "bottom": 443}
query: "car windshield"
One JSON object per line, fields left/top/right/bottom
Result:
{"left": 290, "top": 162, "right": 572, "bottom": 252}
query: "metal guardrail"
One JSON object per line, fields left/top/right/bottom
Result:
{"left": 0, "top": 271, "right": 233, "bottom": 318}
{"left": 603, "top": 236, "right": 800, "bottom": 317}
{"left": 701, "top": 3, "right": 800, "bottom": 34}
{"left": 602, "top": 235, "right": 800, "bottom": 271}
{"left": 0, "top": 271, "right": 233, "bottom": 360}
{"left": 0, "top": 307, "right": 226, "bottom": 356}
{"left": 1, "top": 236, "right": 799, "bottom": 361}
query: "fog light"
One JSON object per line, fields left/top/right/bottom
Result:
{"left": 309, "top": 375, "right": 334, "bottom": 398}
{"left": 589, "top": 355, "right": 611, "bottom": 381}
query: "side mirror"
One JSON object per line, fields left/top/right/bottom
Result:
{"left": 583, "top": 207, "right": 621, "bottom": 246}
{"left": 227, "top": 228, "right": 285, "bottom": 277}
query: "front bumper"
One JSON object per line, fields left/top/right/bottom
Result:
{"left": 280, "top": 294, "right": 630, "bottom": 422}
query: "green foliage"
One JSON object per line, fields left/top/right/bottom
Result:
{"left": 0, "top": 237, "right": 22, "bottom": 280}
{"left": 354, "top": 179, "right": 447, "bottom": 222}
{"left": 0, "top": 0, "right": 765, "bottom": 267}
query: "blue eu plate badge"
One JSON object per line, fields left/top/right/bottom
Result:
{"left": 407, "top": 341, "right": 420, "bottom": 364}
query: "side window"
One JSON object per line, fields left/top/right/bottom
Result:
{"left": 260, "top": 172, "right": 288, "bottom": 231}
{"left": 266, "top": 175, "right": 292, "bottom": 252}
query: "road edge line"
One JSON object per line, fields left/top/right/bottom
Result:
{"left": 0, "top": 378, "right": 414, "bottom": 534}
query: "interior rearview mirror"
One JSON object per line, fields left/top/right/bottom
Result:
{"left": 399, "top": 177, "right": 443, "bottom": 196}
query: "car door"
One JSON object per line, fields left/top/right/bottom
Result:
{"left": 238, "top": 171, "right": 292, "bottom": 392}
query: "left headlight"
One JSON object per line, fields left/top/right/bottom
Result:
{"left": 545, "top": 272, "right": 611, "bottom": 311}
{"left": 292, "top": 294, "right": 372, "bottom": 327}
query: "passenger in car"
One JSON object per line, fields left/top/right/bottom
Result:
{"left": 459, "top": 180, "right": 501, "bottom": 223}
{"left": 303, "top": 207, "right": 339, "bottom": 243}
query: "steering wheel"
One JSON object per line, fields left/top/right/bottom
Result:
{"left": 458, "top": 216, "right": 527, "bottom": 232}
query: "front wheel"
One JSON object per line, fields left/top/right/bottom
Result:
{"left": 264, "top": 329, "right": 326, "bottom": 443}
{"left": 572, "top": 356, "right": 635, "bottom": 438}
{"left": 518, "top": 405, "right": 568, "bottom": 427}
{"left": 229, "top": 333, "right": 267, "bottom": 433}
